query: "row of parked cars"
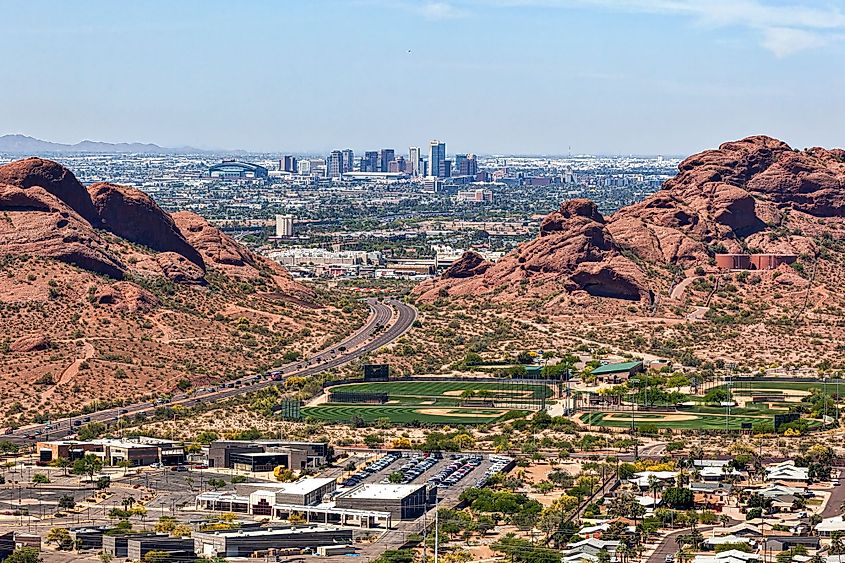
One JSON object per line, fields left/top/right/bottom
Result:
{"left": 473, "top": 454, "right": 513, "bottom": 487}
{"left": 384, "top": 455, "right": 439, "bottom": 484}
{"left": 428, "top": 454, "right": 482, "bottom": 488}
{"left": 341, "top": 452, "right": 400, "bottom": 488}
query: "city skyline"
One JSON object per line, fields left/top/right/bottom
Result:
{"left": 2, "top": 0, "right": 844, "bottom": 155}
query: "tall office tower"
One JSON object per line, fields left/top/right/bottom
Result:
{"left": 326, "top": 150, "right": 343, "bottom": 178}
{"left": 275, "top": 214, "right": 294, "bottom": 237}
{"left": 408, "top": 147, "right": 422, "bottom": 176}
{"left": 297, "top": 159, "right": 311, "bottom": 174}
{"left": 455, "top": 153, "right": 477, "bottom": 176}
{"left": 378, "top": 149, "right": 395, "bottom": 172}
{"left": 362, "top": 151, "right": 379, "bottom": 172}
{"left": 440, "top": 159, "right": 452, "bottom": 178}
{"left": 387, "top": 156, "right": 407, "bottom": 173}
{"left": 429, "top": 140, "right": 446, "bottom": 177}
{"left": 341, "top": 149, "right": 354, "bottom": 173}
{"left": 454, "top": 154, "right": 467, "bottom": 175}
{"left": 280, "top": 155, "right": 297, "bottom": 173}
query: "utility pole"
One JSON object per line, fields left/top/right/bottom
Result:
{"left": 434, "top": 496, "right": 439, "bottom": 563}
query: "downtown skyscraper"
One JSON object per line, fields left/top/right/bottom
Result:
{"left": 429, "top": 140, "right": 446, "bottom": 178}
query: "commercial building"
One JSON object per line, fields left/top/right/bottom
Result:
{"left": 207, "top": 440, "right": 329, "bottom": 471}
{"left": 361, "top": 151, "right": 379, "bottom": 172}
{"left": 208, "top": 160, "right": 269, "bottom": 179}
{"left": 429, "top": 140, "right": 446, "bottom": 178}
{"left": 326, "top": 150, "right": 343, "bottom": 178}
{"left": 248, "top": 478, "right": 337, "bottom": 514}
{"left": 103, "top": 533, "right": 194, "bottom": 559}
{"left": 455, "top": 153, "right": 478, "bottom": 177}
{"left": 193, "top": 526, "right": 353, "bottom": 558}
{"left": 456, "top": 189, "right": 493, "bottom": 203}
{"left": 275, "top": 214, "right": 294, "bottom": 237}
{"left": 379, "top": 149, "right": 395, "bottom": 172}
{"left": 195, "top": 478, "right": 393, "bottom": 529}
{"left": 334, "top": 483, "right": 436, "bottom": 520}
{"left": 409, "top": 147, "right": 422, "bottom": 176}
{"left": 341, "top": 149, "right": 354, "bottom": 174}
{"left": 36, "top": 438, "right": 184, "bottom": 467}
{"left": 280, "top": 156, "right": 297, "bottom": 173}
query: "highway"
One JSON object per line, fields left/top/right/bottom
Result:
{"left": 6, "top": 298, "right": 417, "bottom": 446}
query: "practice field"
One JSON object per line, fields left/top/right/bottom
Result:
{"left": 578, "top": 410, "right": 771, "bottom": 430}
{"left": 302, "top": 380, "right": 552, "bottom": 424}
{"left": 578, "top": 409, "right": 821, "bottom": 431}
{"left": 329, "top": 380, "right": 551, "bottom": 399}
{"left": 301, "top": 404, "right": 524, "bottom": 424}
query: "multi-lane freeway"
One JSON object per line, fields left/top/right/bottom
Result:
{"left": 5, "top": 298, "right": 417, "bottom": 446}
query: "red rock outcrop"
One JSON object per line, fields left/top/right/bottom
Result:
{"left": 93, "top": 282, "right": 160, "bottom": 312}
{"left": 441, "top": 251, "right": 491, "bottom": 279}
{"left": 607, "top": 135, "right": 845, "bottom": 266}
{"left": 87, "top": 182, "right": 205, "bottom": 268}
{"left": 416, "top": 136, "right": 845, "bottom": 303}
{"left": 0, "top": 158, "right": 99, "bottom": 224}
{"left": 416, "top": 199, "right": 649, "bottom": 301}
{"left": 0, "top": 184, "right": 126, "bottom": 279}
{"left": 10, "top": 334, "right": 50, "bottom": 352}
{"left": 155, "top": 252, "right": 205, "bottom": 284}
{"left": 170, "top": 212, "right": 309, "bottom": 293}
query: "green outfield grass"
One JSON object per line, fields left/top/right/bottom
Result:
{"left": 580, "top": 410, "right": 770, "bottom": 430}
{"left": 306, "top": 379, "right": 550, "bottom": 424}
{"left": 580, "top": 409, "right": 822, "bottom": 431}
{"left": 716, "top": 381, "right": 828, "bottom": 392}
{"left": 329, "top": 380, "right": 553, "bottom": 401}
{"left": 301, "top": 404, "right": 523, "bottom": 424}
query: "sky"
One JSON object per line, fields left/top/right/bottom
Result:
{"left": 1, "top": 0, "right": 844, "bottom": 156}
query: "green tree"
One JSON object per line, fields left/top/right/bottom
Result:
{"left": 32, "top": 473, "right": 50, "bottom": 485}
{"left": 58, "top": 495, "right": 76, "bottom": 510}
{"left": 71, "top": 454, "right": 104, "bottom": 482}
{"left": 45, "top": 528, "right": 73, "bottom": 550}
{"left": 4, "top": 547, "right": 42, "bottom": 563}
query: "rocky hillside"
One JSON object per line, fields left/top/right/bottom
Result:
{"left": 0, "top": 158, "right": 363, "bottom": 422}
{"left": 416, "top": 136, "right": 845, "bottom": 304}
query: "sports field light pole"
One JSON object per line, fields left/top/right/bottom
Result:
{"left": 629, "top": 378, "right": 639, "bottom": 434}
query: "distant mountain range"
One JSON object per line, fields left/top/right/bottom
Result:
{"left": 0, "top": 134, "right": 227, "bottom": 155}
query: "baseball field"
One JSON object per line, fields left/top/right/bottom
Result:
{"left": 301, "top": 380, "right": 552, "bottom": 424}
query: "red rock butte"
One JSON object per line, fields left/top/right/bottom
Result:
{"left": 0, "top": 157, "right": 309, "bottom": 297}
{"left": 415, "top": 135, "right": 845, "bottom": 302}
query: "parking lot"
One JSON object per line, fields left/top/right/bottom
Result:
{"left": 335, "top": 451, "right": 511, "bottom": 502}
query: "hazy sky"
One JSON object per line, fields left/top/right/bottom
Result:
{"left": 2, "top": 0, "right": 844, "bottom": 155}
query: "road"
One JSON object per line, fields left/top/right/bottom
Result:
{"left": 647, "top": 526, "right": 716, "bottom": 563}
{"left": 6, "top": 298, "right": 417, "bottom": 446}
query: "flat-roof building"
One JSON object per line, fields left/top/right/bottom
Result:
{"left": 334, "top": 483, "right": 435, "bottom": 520}
{"left": 193, "top": 526, "right": 353, "bottom": 558}
{"left": 208, "top": 440, "right": 329, "bottom": 471}
{"left": 36, "top": 438, "right": 184, "bottom": 467}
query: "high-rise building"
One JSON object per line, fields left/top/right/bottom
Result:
{"left": 275, "top": 214, "right": 294, "bottom": 237}
{"left": 379, "top": 149, "right": 395, "bottom": 173}
{"left": 280, "top": 155, "right": 297, "bottom": 173}
{"left": 455, "top": 154, "right": 477, "bottom": 177}
{"left": 341, "top": 149, "right": 354, "bottom": 173}
{"left": 361, "top": 151, "right": 379, "bottom": 172}
{"left": 408, "top": 147, "right": 422, "bottom": 177}
{"left": 326, "top": 150, "right": 343, "bottom": 178}
{"left": 298, "top": 160, "right": 311, "bottom": 175}
{"left": 388, "top": 156, "right": 407, "bottom": 173}
{"left": 439, "top": 159, "right": 452, "bottom": 178}
{"left": 429, "top": 140, "right": 446, "bottom": 178}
